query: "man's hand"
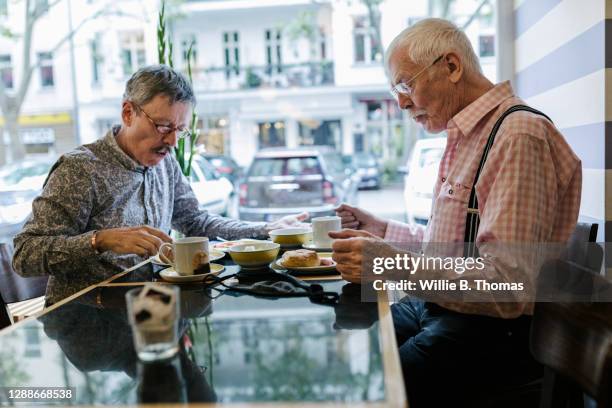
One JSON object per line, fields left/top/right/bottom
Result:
{"left": 330, "top": 229, "right": 382, "bottom": 283}
{"left": 335, "top": 203, "right": 388, "bottom": 238}
{"left": 95, "top": 226, "right": 172, "bottom": 257}
{"left": 265, "top": 212, "right": 310, "bottom": 232}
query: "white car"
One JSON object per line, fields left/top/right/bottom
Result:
{"left": 403, "top": 137, "right": 446, "bottom": 225}
{"left": 190, "top": 156, "right": 234, "bottom": 216}
{"left": 0, "top": 158, "right": 56, "bottom": 241}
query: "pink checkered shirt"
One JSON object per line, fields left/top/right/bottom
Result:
{"left": 385, "top": 81, "right": 582, "bottom": 317}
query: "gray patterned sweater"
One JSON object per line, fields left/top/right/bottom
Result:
{"left": 13, "top": 128, "right": 266, "bottom": 303}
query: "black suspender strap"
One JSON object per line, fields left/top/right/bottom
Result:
{"left": 463, "top": 104, "right": 552, "bottom": 258}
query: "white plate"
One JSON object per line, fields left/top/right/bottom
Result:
{"left": 275, "top": 252, "right": 336, "bottom": 273}
{"left": 213, "top": 239, "right": 266, "bottom": 253}
{"left": 159, "top": 263, "right": 224, "bottom": 283}
{"left": 151, "top": 249, "right": 225, "bottom": 266}
{"left": 302, "top": 242, "right": 332, "bottom": 251}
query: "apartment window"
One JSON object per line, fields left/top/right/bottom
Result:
{"left": 38, "top": 52, "right": 54, "bottom": 88}
{"left": 353, "top": 16, "right": 381, "bottom": 64}
{"left": 181, "top": 34, "right": 197, "bottom": 68}
{"left": 265, "top": 29, "right": 282, "bottom": 74}
{"left": 0, "top": 55, "right": 12, "bottom": 89}
{"left": 120, "top": 32, "right": 146, "bottom": 76}
{"left": 479, "top": 35, "right": 495, "bottom": 58}
{"left": 223, "top": 31, "right": 240, "bottom": 78}
{"left": 319, "top": 27, "right": 327, "bottom": 60}
{"left": 90, "top": 33, "right": 102, "bottom": 84}
{"left": 0, "top": 0, "right": 7, "bottom": 16}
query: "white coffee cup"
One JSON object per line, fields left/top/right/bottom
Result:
{"left": 158, "top": 237, "right": 210, "bottom": 276}
{"left": 312, "top": 216, "right": 341, "bottom": 248}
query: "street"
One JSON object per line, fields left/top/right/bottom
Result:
{"left": 356, "top": 182, "right": 407, "bottom": 223}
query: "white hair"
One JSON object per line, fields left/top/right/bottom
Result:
{"left": 384, "top": 18, "right": 482, "bottom": 79}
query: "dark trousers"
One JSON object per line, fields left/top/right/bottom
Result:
{"left": 391, "top": 298, "right": 540, "bottom": 408}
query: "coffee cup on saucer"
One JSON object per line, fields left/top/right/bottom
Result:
{"left": 158, "top": 237, "right": 210, "bottom": 276}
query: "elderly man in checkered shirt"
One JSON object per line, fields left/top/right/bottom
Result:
{"left": 331, "top": 18, "right": 581, "bottom": 407}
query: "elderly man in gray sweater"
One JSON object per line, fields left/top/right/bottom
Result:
{"left": 13, "top": 65, "right": 306, "bottom": 303}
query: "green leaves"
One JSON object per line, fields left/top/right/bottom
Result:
{"left": 157, "top": 1, "right": 167, "bottom": 65}
{"left": 157, "top": 0, "right": 199, "bottom": 177}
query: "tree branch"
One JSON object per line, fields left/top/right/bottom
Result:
{"left": 461, "top": 0, "right": 489, "bottom": 30}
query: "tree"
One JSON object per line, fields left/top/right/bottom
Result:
{"left": 0, "top": 0, "right": 128, "bottom": 166}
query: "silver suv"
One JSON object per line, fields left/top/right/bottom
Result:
{"left": 238, "top": 147, "right": 360, "bottom": 222}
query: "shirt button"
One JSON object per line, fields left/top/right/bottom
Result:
{"left": 441, "top": 177, "right": 446, "bottom": 182}
{"left": 449, "top": 189, "right": 453, "bottom": 195}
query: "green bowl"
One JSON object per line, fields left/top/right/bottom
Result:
{"left": 268, "top": 228, "right": 313, "bottom": 246}
{"left": 229, "top": 242, "right": 281, "bottom": 268}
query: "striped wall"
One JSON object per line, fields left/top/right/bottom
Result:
{"left": 513, "top": 0, "right": 610, "bottom": 243}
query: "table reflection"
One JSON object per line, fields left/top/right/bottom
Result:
{"left": 0, "top": 274, "right": 386, "bottom": 405}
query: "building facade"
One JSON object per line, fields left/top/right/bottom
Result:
{"left": 0, "top": 0, "right": 497, "bottom": 167}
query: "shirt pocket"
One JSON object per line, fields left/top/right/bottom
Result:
{"left": 437, "top": 180, "right": 471, "bottom": 204}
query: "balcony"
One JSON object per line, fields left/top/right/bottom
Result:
{"left": 191, "top": 61, "right": 334, "bottom": 93}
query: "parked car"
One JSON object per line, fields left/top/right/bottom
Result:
{"left": 201, "top": 153, "right": 243, "bottom": 185}
{"left": 190, "top": 156, "right": 234, "bottom": 216}
{"left": 239, "top": 147, "right": 360, "bottom": 222}
{"left": 343, "top": 152, "right": 382, "bottom": 189}
{"left": 0, "top": 158, "right": 56, "bottom": 241}
{"left": 403, "top": 137, "right": 446, "bottom": 225}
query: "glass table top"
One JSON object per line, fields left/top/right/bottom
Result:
{"left": 0, "top": 263, "right": 386, "bottom": 405}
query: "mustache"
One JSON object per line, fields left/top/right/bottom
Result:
{"left": 409, "top": 109, "right": 427, "bottom": 119}
{"left": 153, "top": 145, "right": 172, "bottom": 154}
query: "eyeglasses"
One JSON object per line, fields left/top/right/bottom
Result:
{"left": 390, "top": 55, "right": 444, "bottom": 101}
{"left": 132, "top": 102, "right": 191, "bottom": 139}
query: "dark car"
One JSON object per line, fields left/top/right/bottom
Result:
{"left": 238, "top": 147, "right": 360, "bottom": 222}
{"left": 343, "top": 153, "right": 382, "bottom": 189}
{"left": 202, "top": 154, "right": 243, "bottom": 185}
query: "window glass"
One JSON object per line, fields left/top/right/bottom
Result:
{"left": 38, "top": 52, "right": 54, "bottom": 88}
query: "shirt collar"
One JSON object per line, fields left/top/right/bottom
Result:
{"left": 448, "top": 81, "right": 515, "bottom": 137}
{"left": 103, "top": 126, "right": 146, "bottom": 172}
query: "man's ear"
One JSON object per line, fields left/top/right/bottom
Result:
{"left": 444, "top": 52, "right": 463, "bottom": 84}
{"left": 121, "top": 101, "right": 134, "bottom": 126}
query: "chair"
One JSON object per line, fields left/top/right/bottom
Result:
{"left": 0, "top": 242, "right": 48, "bottom": 330}
{"left": 468, "top": 223, "right": 603, "bottom": 407}
{"left": 531, "top": 259, "right": 612, "bottom": 408}
{"left": 566, "top": 222, "right": 602, "bottom": 272}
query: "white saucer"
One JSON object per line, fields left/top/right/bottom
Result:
{"left": 159, "top": 263, "right": 224, "bottom": 283}
{"left": 275, "top": 252, "right": 336, "bottom": 273}
{"left": 151, "top": 249, "right": 225, "bottom": 266}
{"left": 302, "top": 242, "right": 332, "bottom": 251}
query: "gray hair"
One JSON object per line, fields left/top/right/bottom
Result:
{"left": 385, "top": 18, "right": 481, "bottom": 78}
{"left": 123, "top": 64, "right": 196, "bottom": 106}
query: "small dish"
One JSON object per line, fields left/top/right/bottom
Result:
{"left": 269, "top": 228, "right": 312, "bottom": 246}
{"left": 151, "top": 249, "right": 224, "bottom": 266}
{"left": 159, "top": 263, "right": 224, "bottom": 283}
{"left": 229, "top": 242, "right": 281, "bottom": 269}
{"left": 213, "top": 239, "right": 265, "bottom": 253}
{"left": 275, "top": 252, "right": 336, "bottom": 273}
{"left": 302, "top": 242, "right": 332, "bottom": 251}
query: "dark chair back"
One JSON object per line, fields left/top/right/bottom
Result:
{"left": 566, "top": 222, "right": 602, "bottom": 271}
{"left": 0, "top": 242, "right": 48, "bottom": 329}
{"left": 531, "top": 259, "right": 612, "bottom": 408}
